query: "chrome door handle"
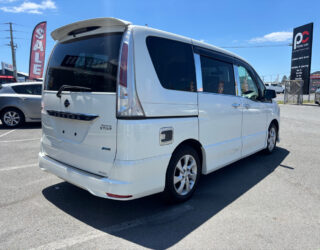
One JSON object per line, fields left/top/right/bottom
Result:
{"left": 244, "top": 103, "right": 250, "bottom": 109}
{"left": 232, "top": 103, "right": 241, "bottom": 108}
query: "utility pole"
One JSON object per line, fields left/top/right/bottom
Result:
{"left": 7, "top": 22, "right": 18, "bottom": 81}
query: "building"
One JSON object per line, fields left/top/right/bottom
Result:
{"left": 310, "top": 71, "right": 320, "bottom": 92}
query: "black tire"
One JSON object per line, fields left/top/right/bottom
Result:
{"left": 264, "top": 123, "right": 277, "bottom": 154}
{"left": 0, "top": 108, "right": 25, "bottom": 128}
{"left": 163, "top": 145, "right": 201, "bottom": 203}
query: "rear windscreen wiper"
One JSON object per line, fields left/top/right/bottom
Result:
{"left": 56, "top": 85, "right": 92, "bottom": 98}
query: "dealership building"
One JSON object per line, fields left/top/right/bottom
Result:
{"left": 310, "top": 71, "right": 320, "bottom": 92}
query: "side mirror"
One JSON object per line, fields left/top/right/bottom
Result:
{"left": 265, "top": 89, "right": 276, "bottom": 100}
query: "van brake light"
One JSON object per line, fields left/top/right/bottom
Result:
{"left": 119, "top": 43, "right": 128, "bottom": 87}
{"left": 117, "top": 27, "right": 145, "bottom": 118}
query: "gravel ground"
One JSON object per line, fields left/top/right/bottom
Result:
{"left": 0, "top": 104, "right": 319, "bottom": 249}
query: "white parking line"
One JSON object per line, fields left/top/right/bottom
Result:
{"left": 31, "top": 204, "right": 194, "bottom": 250}
{"left": 0, "top": 163, "right": 38, "bottom": 171}
{"left": 0, "top": 138, "right": 40, "bottom": 143}
{"left": 0, "top": 129, "right": 15, "bottom": 138}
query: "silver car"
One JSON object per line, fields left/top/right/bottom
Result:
{"left": 0, "top": 82, "right": 42, "bottom": 127}
{"left": 315, "top": 88, "right": 320, "bottom": 106}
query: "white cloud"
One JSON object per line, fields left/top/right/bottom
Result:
{"left": 0, "top": 0, "right": 56, "bottom": 14}
{"left": 250, "top": 31, "right": 293, "bottom": 43}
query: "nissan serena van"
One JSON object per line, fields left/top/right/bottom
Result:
{"left": 39, "top": 18, "right": 280, "bottom": 202}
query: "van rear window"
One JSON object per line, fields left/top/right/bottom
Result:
{"left": 44, "top": 33, "right": 123, "bottom": 92}
{"left": 146, "top": 36, "right": 196, "bottom": 92}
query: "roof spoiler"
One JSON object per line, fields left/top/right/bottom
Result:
{"left": 51, "top": 17, "right": 131, "bottom": 41}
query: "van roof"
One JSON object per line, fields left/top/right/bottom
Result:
{"left": 52, "top": 17, "right": 250, "bottom": 66}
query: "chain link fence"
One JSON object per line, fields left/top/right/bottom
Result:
{"left": 284, "top": 80, "right": 304, "bottom": 104}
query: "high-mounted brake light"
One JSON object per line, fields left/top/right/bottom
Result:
{"left": 117, "top": 27, "right": 145, "bottom": 118}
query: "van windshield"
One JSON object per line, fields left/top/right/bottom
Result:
{"left": 44, "top": 33, "right": 123, "bottom": 92}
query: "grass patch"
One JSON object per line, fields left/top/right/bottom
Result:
{"left": 277, "top": 100, "right": 315, "bottom": 104}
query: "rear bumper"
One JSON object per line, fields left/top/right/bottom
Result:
{"left": 39, "top": 152, "right": 169, "bottom": 200}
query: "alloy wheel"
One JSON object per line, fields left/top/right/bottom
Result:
{"left": 3, "top": 111, "right": 21, "bottom": 127}
{"left": 267, "top": 127, "right": 276, "bottom": 151}
{"left": 173, "top": 154, "right": 198, "bottom": 196}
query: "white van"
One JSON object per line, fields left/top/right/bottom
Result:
{"left": 39, "top": 18, "right": 280, "bottom": 202}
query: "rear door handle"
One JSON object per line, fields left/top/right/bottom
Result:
{"left": 244, "top": 103, "right": 250, "bottom": 109}
{"left": 232, "top": 103, "right": 241, "bottom": 108}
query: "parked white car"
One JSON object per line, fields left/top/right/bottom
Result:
{"left": 265, "top": 83, "right": 284, "bottom": 94}
{"left": 39, "top": 18, "right": 280, "bottom": 202}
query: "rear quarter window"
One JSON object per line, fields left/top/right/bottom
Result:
{"left": 146, "top": 36, "right": 196, "bottom": 92}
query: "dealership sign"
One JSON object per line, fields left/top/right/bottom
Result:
{"left": 29, "top": 21, "right": 47, "bottom": 79}
{"left": 290, "top": 23, "right": 313, "bottom": 94}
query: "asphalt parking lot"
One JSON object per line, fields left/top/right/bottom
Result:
{"left": 0, "top": 104, "right": 320, "bottom": 249}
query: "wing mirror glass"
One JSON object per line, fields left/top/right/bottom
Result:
{"left": 265, "top": 89, "right": 276, "bottom": 100}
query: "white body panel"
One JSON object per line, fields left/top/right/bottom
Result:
{"left": 198, "top": 93, "right": 242, "bottom": 173}
{"left": 241, "top": 97, "right": 268, "bottom": 157}
{"left": 39, "top": 18, "right": 280, "bottom": 200}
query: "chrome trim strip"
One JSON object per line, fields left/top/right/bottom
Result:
{"left": 46, "top": 110, "right": 99, "bottom": 121}
{"left": 194, "top": 53, "right": 203, "bottom": 92}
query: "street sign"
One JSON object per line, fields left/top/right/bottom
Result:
{"left": 290, "top": 23, "right": 313, "bottom": 94}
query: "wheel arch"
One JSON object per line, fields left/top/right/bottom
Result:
{"left": 269, "top": 119, "right": 279, "bottom": 140}
{"left": 0, "top": 106, "right": 26, "bottom": 121}
{"left": 171, "top": 139, "right": 207, "bottom": 175}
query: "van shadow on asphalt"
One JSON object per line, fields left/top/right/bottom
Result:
{"left": 42, "top": 147, "right": 289, "bottom": 249}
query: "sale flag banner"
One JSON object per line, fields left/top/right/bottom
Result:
{"left": 29, "top": 21, "right": 47, "bottom": 79}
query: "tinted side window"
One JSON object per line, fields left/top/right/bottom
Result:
{"left": 238, "top": 66, "right": 259, "bottom": 100}
{"left": 32, "top": 84, "right": 42, "bottom": 95}
{"left": 12, "top": 85, "right": 24, "bottom": 94}
{"left": 12, "top": 84, "right": 42, "bottom": 95}
{"left": 146, "top": 36, "right": 196, "bottom": 92}
{"left": 200, "top": 56, "right": 235, "bottom": 95}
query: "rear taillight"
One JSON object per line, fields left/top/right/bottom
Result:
{"left": 119, "top": 43, "right": 128, "bottom": 87}
{"left": 117, "top": 27, "right": 144, "bottom": 118}
{"left": 41, "top": 101, "right": 44, "bottom": 112}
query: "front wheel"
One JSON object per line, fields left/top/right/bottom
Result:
{"left": 164, "top": 146, "right": 201, "bottom": 203}
{"left": 264, "top": 124, "right": 277, "bottom": 154}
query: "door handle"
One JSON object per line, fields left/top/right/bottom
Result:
{"left": 232, "top": 103, "right": 241, "bottom": 108}
{"left": 244, "top": 103, "right": 250, "bottom": 109}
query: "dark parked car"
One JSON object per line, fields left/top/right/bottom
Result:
{"left": 0, "top": 82, "right": 42, "bottom": 127}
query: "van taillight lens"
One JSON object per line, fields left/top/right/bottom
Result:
{"left": 117, "top": 28, "right": 145, "bottom": 118}
{"left": 119, "top": 43, "right": 128, "bottom": 87}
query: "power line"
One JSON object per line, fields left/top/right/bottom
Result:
{"left": 221, "top": 43, "right": 292, "bottom": 49}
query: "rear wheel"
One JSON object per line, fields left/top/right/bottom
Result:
{"left": 264, "top": 123, "right": 277, "bottom": 154}
{"left": 1, "top": 108, "right": 25, "bottom": 128}
{"left": 164, "top": 146, "right": 201, "bottom": 203}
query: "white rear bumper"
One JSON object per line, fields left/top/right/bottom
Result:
{"left": 39, "top": 152, "right": 170, "bottom": 200}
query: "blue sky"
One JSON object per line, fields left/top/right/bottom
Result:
{"left": 0, "top": 0, "right": 319, "bottom": 81}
